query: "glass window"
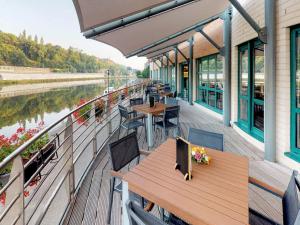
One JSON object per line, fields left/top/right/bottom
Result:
{"left": 254, "top": 44, "right": 264, "bottom": 100}
{"left": 253, "top": 103, "right": 264, "bottom": 131}
{"left": 208, "top": 91, "right": 216, "bottom": 107}
{"left": 197, "top": 54, "right": 223, "bottom": 113}
{"left": 216, "top": 55, "right": 223, "bottom": 90}
{"left": 240, "top": 49, "right": 248, "bottom": 96}
{"left": 216, "top": 92, "right": 223, "bottom": 110}
{"left": 297, "top": 114, "right": 300, "bottom": 149}
{"left": 200, "top": 89, "right": 207, "bottom": 103}
{"left": 239, "top": 99, "right": 248, "bottom": 122}
{"left": 202, "top": 59, "right": 208, "bottom": 87}
{"left": 238, "top": 40, "right": 264, "bottom": 141}
{"left": 297, "top": 36, "right": 300, "bottom": 108}
{"left": 209, "top": 58, "right": 216, "bottom": 88}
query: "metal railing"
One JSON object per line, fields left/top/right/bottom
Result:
{"left": 0, "top": 80, "right": 148, "bottom": 225}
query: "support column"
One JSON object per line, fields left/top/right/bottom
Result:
{"left": 166, "top": 55, "right": 169, "bottom": 84}
{"left": 174, "top": 48, "right": 178, "bottom": 92}
{"left": 160, "top": 58, "right": 163, "bottom": 82}
{"left": 223, "top": 8, "right": 232, "bottom": 127}
{"left": 264, "top": 0, "right": 276, "bottom": 162}
{"left": 188, "top": 37, "right": 194, "bottom": 105}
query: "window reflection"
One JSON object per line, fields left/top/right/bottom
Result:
{"left": 208, "top": 91, "right": 216, "bottom": 107}
{"left": 201, "top": 89, "right": 207, "bottom": 103}
{"left": 297, "top": 114, "right": 300, "bottom": 149}
{"left": 202, "top": 60, "right": 208, "bottom": 86}
{"left": 240, "top": 99, "right": 248, "bottom": 121}
{"left": 240, "top": 49, "right": 248, "bottom": 96}
{"left": 254, "top": 103, "right": 264, "bottom": 131}
{"left": 254, "top": 44, "right": 264, "bottom": 100}
{"left": 209, "top": 58, "right": 216, "bottom": 88}
{"left": 297, "top": 37, "right": 300, "bottom": 108}
{"left": 216, "top": 92, "right": 223, "bottom": 110}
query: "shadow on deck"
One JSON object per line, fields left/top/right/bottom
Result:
{"left": 63, "top": 100, "right": 292, "bottom": 225}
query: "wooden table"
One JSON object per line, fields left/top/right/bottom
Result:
{"left": 123, "top": 139, "right": 249, "bottom": 225}
{"left": 132, "top": 103, "right": 166, "bottom": 148}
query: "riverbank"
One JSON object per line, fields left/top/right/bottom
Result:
{"left": 0, "top": 77, "right": 106, "bottom": 85}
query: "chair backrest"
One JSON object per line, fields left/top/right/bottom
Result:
{"left": 166, "top": 97, "right": 178, "bottom": 106}
{"left": 173, "top": 91, "right": 177, "bottom": 98}
{"left": 109, "top": 132, "right": 140, "bottom": 171}
{"left": 188, "top": 128, "right": 224, "bottom": 151}
{"left": 164, "top": 86, "right": 171, "bottom": 92}
{"left": 149, "top": 93, "right": 160, "bottom": 102}
{"left": 283, "top": 170, "right": 300, "bottom": 225}
{"left": 126, "top": 200, "right": 167, "bottom": 225}
{"left": 118, "top": 104, "right": 129, "bottom": 119}
{"left": 130, "top": 97, "right": 143, "bottom": 106}
{"left": 163, "top": 105, "right": 180, "bottom": 121}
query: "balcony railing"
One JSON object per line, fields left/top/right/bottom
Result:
{"left": 0, "top": 80, "right": 148, "bottom": 225}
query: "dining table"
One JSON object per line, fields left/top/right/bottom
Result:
{"left": 122, "top": 138, "right": 249, "bottom": 225}
{"left": 132, "top": 102, "right": 166, "bottom": 148}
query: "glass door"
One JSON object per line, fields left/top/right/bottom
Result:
{"left": 238, "top": 40, "right": 264, "bottom": 141}
{"left": 180, "top": 63, "right": 189, "bottom": 101}
{"left": 238, "top": 45, "right": 250, "bottom": 131}
{"left": 291, "top": 27, "right": 300, "bottom": 154}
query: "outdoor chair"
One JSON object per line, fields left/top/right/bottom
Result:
{"left": 107, "top": 132, "right": 153, "bottom": 224}
{"left": 149, "top": 93, "right": 160, "bottom": 102}
{"left": 165, "top": 97, "right": 178, "bottom": 106}
{"left": 118, "top": 105, "right": 146, "bottom": 140}
{"left": 126, "top": 200, "right": 189, "bottom": 225}
{"left": 155, "top": 105, "right": 180, "bottom": 140}
{"left": 173, "top": 91, "right": 177, "bottom": 98}
{"left": 249, "top": 170, "right": 300, "bottom": 225}
{"left": 187, "top": 128, "right": 224, "bottom": 151}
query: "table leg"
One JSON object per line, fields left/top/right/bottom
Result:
{"left": 147, "top": 113, "right": 153, "bottom": 148}
{"left": 164, "top": 96, "right": 167, "bottom": 104}
{"left": 122, "top": 181, "right": 130, "bottom": 225}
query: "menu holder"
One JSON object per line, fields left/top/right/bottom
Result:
{"left": 149, "top": 96, "right": 154, "bottom": 107}
{"left": 174, "top": 137, "right": 192, "bottom": 181}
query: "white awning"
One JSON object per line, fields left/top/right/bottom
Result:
{"left": 73, "top": 0, "right": 173, "bottom": 31}
{"left": 73, "top": 0, "right": 229, "bottom": 57}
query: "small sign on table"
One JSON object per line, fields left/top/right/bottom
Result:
{"left": 174, "top": 137, "right": 192, "bottom": 180}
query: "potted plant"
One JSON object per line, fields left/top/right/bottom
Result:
{"left": 0, "top": 122, "right": 53, "bottom": 206}
{"left": 73, "top": 99, "right": 92, "bottom": 125}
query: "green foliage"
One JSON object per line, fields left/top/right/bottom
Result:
{"left": 136, "top": 66, "right": 149, "bottom": 78}
{"left": 0, "top": 30, "right": 129, "bottom": 74}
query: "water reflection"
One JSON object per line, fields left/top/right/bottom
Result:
{"left": 0, "top": 80, "right": 125, "bottom": 137}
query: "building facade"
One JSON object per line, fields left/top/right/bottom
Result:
{"left": 150, "top": 0, "right": 300, "bottom": 171}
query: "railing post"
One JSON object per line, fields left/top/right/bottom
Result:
{"left": 106, "top": 96, "right": 113, "bottom": 135}
{"left": 91, "top": 102, "right": 97, "bottom": 158}
{"left": 2, "top": 155, "right": 24, "bottom": 225}
{"left": 64, "top": 116, "right": 75, "bottom": 204}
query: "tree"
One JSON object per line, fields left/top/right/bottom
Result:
{"left": 0, "top": 30, "right": 130, "bottom": 74}
{"left": 34, "top": 35, "right": 38, "bottom": 43}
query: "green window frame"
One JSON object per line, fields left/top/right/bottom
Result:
{"left": 180, "top": 63, "right": 189, "bottom": 100}
{"left": 287, "top": 26, "right": 300, "bottom": 162}
{"left": 237, "top": 39, "right": 264, "bottom": 142}
{"left": 195, "top": 54, "right": 223, "bottom": 114}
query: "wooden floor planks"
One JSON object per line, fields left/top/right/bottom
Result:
{"left": 64, "top": 100, "right": 291, "bottom": 225}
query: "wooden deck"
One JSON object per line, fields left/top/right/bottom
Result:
{"left": 63, "top": 100, "right": 292, "bottom": 225}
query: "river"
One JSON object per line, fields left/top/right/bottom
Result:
{"left": 0, "top": 78, "right": 127, "bottom": 138}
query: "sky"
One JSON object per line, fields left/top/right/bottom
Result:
{"left": 0, "top": 0, "right": 147, "bottom": 70}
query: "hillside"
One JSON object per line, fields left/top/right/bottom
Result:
{"left": 0, "top": 30, "right": 129, "bottom": 74}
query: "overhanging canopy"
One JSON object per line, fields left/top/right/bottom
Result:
{"left": 73, "top": 0, "right": 229, "bottom": 57}
{"left": 73, "top": 0, "right": 173, "bottom": 31}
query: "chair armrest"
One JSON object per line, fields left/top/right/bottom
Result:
{"left": 111, "top": 170, "right": 124, "bottom": 179}
{"left": 249, "top": 176, "right": 284, "bottom": 198}
{"left": 139, "top": 150, "right": 151, "bottom": 156}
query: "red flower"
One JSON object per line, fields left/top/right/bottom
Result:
{"left": 0, "top": 192, "right": 6, "bottom": 205}
{"left": 9, "top": 134, "right": 18, "bottom": 143}
{"left": 17, "top": 127, "right": 25, "bottom": 133}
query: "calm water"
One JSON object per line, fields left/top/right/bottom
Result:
{"left": 0, "top": 78, "right": 126, "bottom": 137}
